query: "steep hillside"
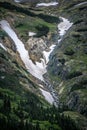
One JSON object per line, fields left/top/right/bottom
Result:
{"left": 0, "top": 0, "right": 87, "bottom": 129}
{"left": 48, "top": 0, "right": 87, "bottom": 128}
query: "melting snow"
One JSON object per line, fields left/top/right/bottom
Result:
{"left": 40, "top": 88, "right": 54, "bottom": 104}
{"left": 0, "top": 16, "right": 73, "bottom": 104}
{"left": 0, "top": 17, "right": 73, "bottom": 82}
{"left": 28, "top": 32, "right": 36, "bottom": 37}
{"left": 43, "top": 45, "right": 56, "bottom": 64}
{"left": 36, "top": 2, "right": 58, "bottom": 7}
{"left": 0, "top": 20, "right": 54, "bottom": 81}
{"left": 0, "top": 12, "right": 77, "bottom": 106}
{"left": 0, "top": 43, "right": 7, "bottom": 51}
{"left": 0, "top": 20, "right": 46, "bottom": 81}
{"left": 58, "top": 17, "right": 73, "bottom": 37}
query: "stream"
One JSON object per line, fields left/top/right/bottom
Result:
{"left": 0, "top": 3, "right": 73, "bottom": 106}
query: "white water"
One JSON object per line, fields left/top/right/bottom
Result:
{"left": 40, "top": 88, "right": 54, "bottom": 104}
{"left": 0, "top": 43, "right": 7, "bottom": 51}
{"left": 36, "top": 2, "right": 58, "bottom": 7}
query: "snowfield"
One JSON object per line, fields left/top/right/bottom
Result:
{"left": 58, "top": 17, "right": 73, "bottom": 37}
{"left": 0, "top": 17, "right": 72, "bottom": 82}
{"left": 36, "top": 2, "right": 58, "bottom": 7}
{"left": 0, "top": 20, "right": 46, "bottom": 81}
{"left": 40, "top": 88, "right": 54, "bottom": 104}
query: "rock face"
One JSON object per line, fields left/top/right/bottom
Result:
{"left": 26, "top": 37, "right": 47, "bottom": 62}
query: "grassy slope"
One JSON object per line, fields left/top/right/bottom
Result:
{"left": 0, "top": 0, "right": 58, "bottom": 41}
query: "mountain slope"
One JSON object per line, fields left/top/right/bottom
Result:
{"left": 0, "top": 0, "right": 87, "bottom": 129}
{"left": 48, "top": 0, "right": 87, "bottom": 128}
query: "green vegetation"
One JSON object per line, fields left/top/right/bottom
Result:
{"left": 35, "top": 24, "right": 49, "bottom": 37}
{"left": 0, "top": 1, "right": 58, "bottom": 41}
{"left": 0, "top": 95, "right": 79, "bottom": 130}
{"left": 0, "top": 1, "right": 59, "bottom": 23}
{"left": 63, "top": 111, "right": 87, "bottom": 129}
{"left": 0, "top": 0, "right": 87, "bottom": 129}
{"left": 64, "top": 47, "right": 75, "bottom": 56}
{"left": 0, "top": 44, "right": 79, "bottom": 129}
{"left": 48, "top": 1, "right": 87, "bottom": 128}
{"left": 14, "top": 17, "right": 56, "bottom": 39}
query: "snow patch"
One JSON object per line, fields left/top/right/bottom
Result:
{"left": 58, "top": 17, "right": 73, "bottom": 37}
{"left": 40, "top": 88, "right": 54, "bottom": 104}
{"left": 14, "top": 0, "right": 20, "bottom": 3}
{"left": 43, "top": 45, "right": 56, "bottom": 64}
{"left": 1, "top": 76, "right": 5, "bottom": 79}
{"left": 28, "top": 32, "right": 36, "bottom": 37}
{"left": 42, "top": 17, "right": 73, "bottom": 66}
{"left": 0, "top": 43, "right": 7, "bottom": 51}
{"left": 38, "top": 84, "right": 44, "bottom": 88}
{"left": 0, "top": 20, "right": 46, "bottom": 81}
{"left": 36, "top": 2, "right": 58, "bottom": 7}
